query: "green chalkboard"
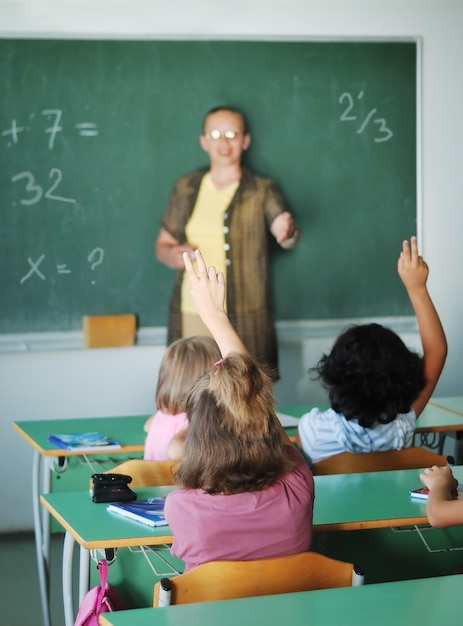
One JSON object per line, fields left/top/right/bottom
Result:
{"left": 0, "top": 39, "right": 417, "bottom": 333}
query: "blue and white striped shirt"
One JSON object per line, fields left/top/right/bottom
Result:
{"left": 297, "top": 407, "right": 416, "bottom": 463}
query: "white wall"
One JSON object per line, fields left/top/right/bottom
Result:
{"left": 1, "top": 0, "right": 462, "bottom": 532}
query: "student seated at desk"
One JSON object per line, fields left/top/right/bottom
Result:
{"left": 143, "top": 336, "right": 221, "bottom": 460}
{"left": 296, "top": 236, "right": 447, "bottom": 464}
{"left": 164, "top": 250, "right": 315, "bottom": 571}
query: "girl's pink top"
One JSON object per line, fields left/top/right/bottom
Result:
{"left": 165, "top": 445, "right": 314, "bottom": 570}
{"left": 143, "top": 410, "right": 188, "bottom": 461}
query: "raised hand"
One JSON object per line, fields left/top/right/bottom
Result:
{"left": 397, "top": 236, "right": 447, "bottom": 418}
{"left": 183, "top": 250, "right": 226, "bottom": 323}
{"left": 397, "top": 235, "right": 429, "bottom": 293}
{"left": 183, "top": 250, "right": 247, "bottom": 356}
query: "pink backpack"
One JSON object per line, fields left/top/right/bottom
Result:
{"left": 74, "top": 559, "right": 126, "bottom": 626}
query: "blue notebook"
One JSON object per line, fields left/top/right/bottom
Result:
{"left": 47, "top": 432, "right": 121, "bottom": 452}
{"left": 410, "top": 484, "right": 463, "bottom": 501}
{"left": 107, "top": 497, "right": 168, "bottom": 528}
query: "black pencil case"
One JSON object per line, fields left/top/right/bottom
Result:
{"left": 91, "top": 473, "right": 137, "bottom": 503}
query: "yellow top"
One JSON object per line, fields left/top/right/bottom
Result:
{"left": 181, "top": 173, "right": 239, "bottom": 313}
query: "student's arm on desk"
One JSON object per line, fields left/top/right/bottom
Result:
{"left": 397, "top": 237, "right": 447, "bottom": 418}
{"left": 420, "top": 465, "right": 463, "bottom": 528}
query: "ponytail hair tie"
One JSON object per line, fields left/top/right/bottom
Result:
{"left": 214, "top": 358, "right": 226, "bottom": 375}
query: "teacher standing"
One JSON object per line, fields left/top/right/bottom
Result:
{"left": 155, "top": 105, "right": 300, "bottom": 377}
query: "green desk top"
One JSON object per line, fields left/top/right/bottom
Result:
{"left": 13, "top": 412, "right": 302, "bottom": 457}
{"left": 41, "top": 486, "right": 175, "bottom": 549}
{"left": 41, "top": 467, "right": 463, "bottom": 547}
{"left": 417, "top": 399, "right": 463, "bottom": 432}
{"left": 311, "top": 466, "right": 460, "bottom": 531}
{"left": 14, "top": 397, "right": 463, "bottom": 458}
{"left": 429, "top": 396, "right": 463, "bottom": 417}
{"left": 13, "top": 415, "right": 149, "bottom": 456}
{"left": 99, "top": 574, "right": 463, "bottom": 626}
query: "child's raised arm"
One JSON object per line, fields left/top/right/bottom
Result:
{"left": 397, "top": 236, "right": 447, "bottom": 417}
{"left": 183, "top": 250, "right": 248, "bottom": 357}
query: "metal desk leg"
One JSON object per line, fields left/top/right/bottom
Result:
{"left": 62, "top": 531, "right": 90, "bottom": 626}
{"left": 32, "top": 450, "right": 51, "bottom": 626}
{"left": 79, "top": 545, "right": 90, "bottom": 604}
{"left": 438, "top": 432, "right": 446, "bottom": 455}
{"left": 454, "top": 432, "right": 463, "bottom": 465}
{"left": 62, "top": 531, "right": 75, "bottom": 626}
{"left": 62, "top": 531, "right": 76, "bottom": 626}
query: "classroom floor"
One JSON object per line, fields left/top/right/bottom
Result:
{"left": 0, "top": 531, "right": 77, "bottom": 626}
{"left": 0, "top": 530, "right": 182, "bottom": 626}
{"left": 3, "top": 525, "right": 463, "bottom": 626}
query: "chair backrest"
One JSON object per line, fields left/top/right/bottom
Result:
{"left": 153, "top": 552, "right": 364, "bottom": 606}
{"left": 89, "top": 459, "right": 177, "bottom": 489}
{"left": 311, "top": 447, "right": 448, "bottom": 476}
{"left": 83, "top": 313, "right": 137, "bottom": 348}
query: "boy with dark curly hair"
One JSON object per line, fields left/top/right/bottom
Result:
{"left": 296, "top": 236, "right": 447, "bottom": 463}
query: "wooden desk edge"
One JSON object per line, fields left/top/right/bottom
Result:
{"left": 415, "top": 425, "right": 463, "bottom": 434}
{"left": 428, "top": 400, "right": 463, "bottom": 418}
{"left": 314, "top": 515, "right": 428, "bottom": 532}
{"left": 37, "top": 444, "right": 145, "bottom": 457}
{"left": 80, "top": 534, "right": 174, "bottom": 550}
{"left": 12, "top": 422, "right": 46, "bottom": 454}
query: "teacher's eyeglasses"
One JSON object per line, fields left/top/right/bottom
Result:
{"left": 204, "top": 129, "right": 241, "bottom": 141}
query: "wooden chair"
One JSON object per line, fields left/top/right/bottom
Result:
{"left": 83, "top": 313, "right": 137, "bottom": 348}
{"left": 311, "top": 447, "right": 449, "bottom": 476}
{"left": 153, "top": 552, "right": 365, "bottom": 606}
{"left": 89, "top": 458, "right": 177, "bottom": 490}
{"left": 103, "top": 458, "right": 177, "bottom": 486}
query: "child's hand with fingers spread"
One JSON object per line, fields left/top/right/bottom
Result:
{"left": 397, "top": 235, "right": 429, "bottom": 293}
{"left": 183, "top": 250, "right": 226, "bottom": 323}
{"left": 182, "top": 249, "right": 248, "bottom": 357}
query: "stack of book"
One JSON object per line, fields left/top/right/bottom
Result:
{"left": 47, "top": 432, "right": 121, "bottom": 452}
{"left": 410, "top": 484, "right": 463, "bottom": 500}
{"left": 107, "top": 497, "right": 168, "bottom": 528}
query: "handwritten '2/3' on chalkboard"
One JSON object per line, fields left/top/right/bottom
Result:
{"left": 0, "top": 39, "right": 417, "bottom": 334}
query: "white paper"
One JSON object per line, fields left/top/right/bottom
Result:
{"left": 276, "top": 412, "right": 300, "bottom": 427}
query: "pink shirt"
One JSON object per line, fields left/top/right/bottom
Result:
{"left": 143, "top": 410, "right": 188, "bottom": 461}
{"left": 164, "top": 445, "right": 314, "bottom": 571}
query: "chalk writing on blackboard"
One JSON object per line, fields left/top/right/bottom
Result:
{"left": 20, "top": 255, "right": 46, "bottom": 284}
{"left": 1, "top": 109, "right": 98, "bottom": 148}
{"left": 5, "top": 109, "right": 99, "bottom": 206}
{"left": 11, "top": 169, "right": 76, "bottom": 206}
{"left": 87, "top": 248, "right": 104, "bottom": 284}
{"left": 338, "top": 91, "right": 394, "bottom": 143}
{"left": 19, "top": 248, "right": 105, "bottom": 285}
